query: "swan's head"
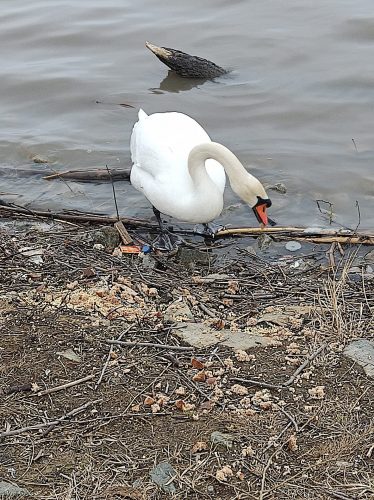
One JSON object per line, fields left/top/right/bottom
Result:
{"left": 252, "top": 196, "right": 272, "bottom": 226}
{"left": 231, "top": 173, "right": 273, "bottom": 226}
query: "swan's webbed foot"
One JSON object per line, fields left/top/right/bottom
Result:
{"left": 194, "top": 222, "right": 225, "bottom": 238}
{"left": 151, "top": 206, "right": 184, "bottom": 251}
{"left": 152, "top": 231, "right": 184, "bottom": 252}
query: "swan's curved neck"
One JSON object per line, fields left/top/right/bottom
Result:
{"left": 188, "top": 142, "right": 267, "bottom": 205}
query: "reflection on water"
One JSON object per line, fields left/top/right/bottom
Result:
{"left": 150, "top": 70, "right": 207, "bottom": 93}
{"left": 0, "top": 0, "right": 373, "bottom": 230}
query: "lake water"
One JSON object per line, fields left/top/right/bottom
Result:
{"left": 1, "top": 0, "right": 373, "bottom": 230}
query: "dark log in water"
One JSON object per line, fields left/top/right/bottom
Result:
{"left": 43, "top": 168, "right": 131, "bottom": 182}
{"left": 146, "top": 41, "right": 227, "bottom": 79}
{"left": 0, "top": 167, "right": 131, "bottom": 182}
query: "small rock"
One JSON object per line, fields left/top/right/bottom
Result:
{"left": 164, "top": 301, "right": 194, "bottom": 322}
{"left": 32, "top": 154, "right": 50, "bottom": 164}
{"left": 81, "top": 227, "right": 121, "bottom": 251}
{"left": 211, "top": 431, "right": 235, "bottom": 448}
{"left": 258, "top": 305, "right": 311, "bottom": 326}
{"left": 286, "top": 241, "right": 301, "bottom": 252}
{"left": 267, "top": 182, "right": 287, "bottom": 194}
{"left": 257, "top": 234, "right": 273, "bottom": 251}
{"left": 343, "top": 340, "right": 374, "bottom": 378}
{"left": 245, "top": 245, "right": 257, "bottom": 256}
{"left": 173, "top": 322, "right": 273, "bottom": 349}
{"left": 177, "top": 247, "right": 213, "bottom": 268}
{"left": 18, "top": 247, "right": 44, "bottom": 265}
{"left": 82, "top": 267, "right": 96, "bottom": 278}
{"left": 140, "top": 253, "right": 156, "bottom": 270}
{"left": 365, "top": 265, "right": 373, "bottom": 274}
{"left": 93, "top": 243, "right": 105, "bottom": 251}
{"left": 0, "top": 481, "right": 30, "bottom": 497}
{"left": 56, "top": 348, "right": 81, "bottom": 363}
{"left": 364, "top": 249, "right": 374, "bottom": 264}
{"left": 193, "top": 273, "right": 231, "bottom": 284}
{"left": 348, "top": 267, "right": 361, "bottom": 274}
{"left": 150, "top": 461, "right": 177, "bottom": 494}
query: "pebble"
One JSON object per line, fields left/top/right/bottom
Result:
{"left": 150, "top": 461, "right": 177, "bottom": 494}
{"left": 257, "top": 234, "right": 273, "bottom": 251}
{"left": 267, "top": 182, "right": 287, "bottom": 194}
{"left": 343, "top": 340, "right": 374, "bottom": 378}
{"left": 0, "top": 481, "right": 29, "bottom": 498}
{"left": 286, "top": 241, "right": 301, "bottom": 252}
{"left": 211, "top": 430, "right": 235, "bottom": 448}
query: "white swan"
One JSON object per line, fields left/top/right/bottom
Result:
{"left": 130, "top": 109, "right": 272, "bottom": 249}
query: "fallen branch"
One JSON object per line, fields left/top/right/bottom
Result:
{"left": 0, "top": 204, "right": 157, "bottom": 229}
{"left": 43, "top": 168, "right": 131, "bottom": 182}
{"left": 216, "top": 227, "right": 374, "bottom": 245}
{"left": 95, "top": 326, "right": 133, "bottom": 389}
{"left": 35, "top": 374, "right": 95, "bottom": 396}
{"left": 0, "top": 399, "right": 101, "bottom": 438}
{"left": 1, "top": 202, "right": 373, "bottom": 245}
{"left": 283, "top": 343, "right": 327, "bottom": 387}
{"left": 106, "top": 339, "right": 194, "bottom": 351}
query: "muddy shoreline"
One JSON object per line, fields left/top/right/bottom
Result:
{"left": 1, "top": 218, "right": 373, "bottom": 499}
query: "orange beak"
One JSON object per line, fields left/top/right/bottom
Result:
{"left": 253, "top": 203, "right": 268, "bottom": 227}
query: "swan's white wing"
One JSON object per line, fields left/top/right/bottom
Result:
{"left": 130, "top": 110, "right": 225, "bottom": 188}
{"left": 131, "top": 111, "right": 210, "bottom": 174}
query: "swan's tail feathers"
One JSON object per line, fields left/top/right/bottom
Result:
{"left": 138, "top": 109, "right": 148, "bottom": 120}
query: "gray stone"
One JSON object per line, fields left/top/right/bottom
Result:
{"left": 348, "top": 267, "right": 361, "bottom": 274}
{"left": 245, "top": 245, "right": 257, "bottom": 256}
{"left": 286, "top": 241, "right": 302, "bottom": 252}
{"left": 56, "top": 348, "right": 81, "bottom": 363}
{"left": 364, "top": 250, "right": 374, "bottom": 264}
{"left": 257, "top": 234, "right": 273, "bottom": 251}
{"left": 140, "top": 253, "right": 156, "bottom": 270}
{"left": 173, "top": 322, "right": 273, "bottom": 349}
{"left": 80, "top": 227, "right": 121, "bottom": 250}
{"left": 343, "top": 340, "right": 374, "bottom": 378}
{"left": 211, "top": 431, "right": 235, "bottom": 448}
{"left": 150, "top": 461, "right": 177, "bottom": 494}
{"left": 258, "top": 305, "right": 312, "bottom": 326}
{"left": 0, "top": 481, "right": 30, "bottom": 497}
{"left": 164, "top": 301, "right": 194, "bottom": 323}
{"left": 267, "top": 182, "right": 287, "bottom": 194}
{"left": 197, "top": 273, "right": 231, "bottom": 283}
{"left": 177, "top": 247, "right": 212, "bottom": 268}
{"left": 32, "top": 154, "right": 50, "bottom": 164}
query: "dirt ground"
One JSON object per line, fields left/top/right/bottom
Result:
{"left": 0, "top": 219, "right": 373, "bottom": 499}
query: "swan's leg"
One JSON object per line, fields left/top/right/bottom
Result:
{"left": 194, "top": 221, "right": 225, "bottom": 237}
{"left": 152, "top": 206, "right": 183, "bottom": 251}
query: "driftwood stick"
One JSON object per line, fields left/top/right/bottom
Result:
{"left": 35, "top": 374, "right": 95, "bottom": 396}
{"left": 106, "top": 339, "right": 194, "bottom": 351}
{"left": 0, "top": 204, "right": 157, "bottom": 229}
{"left": 1, "top": 203, "right": 373, "bottom": 244}
{"left": 43, "top": 168, "right": 131, "bottom": 182}
{"left": 114, "top": 220, "right": 133, "bottom": 244}
{"left": 231, "top": 378, "right": 283, "bottom": 390}
{"left": 216, "top": 227, "right": 374, "bottom": 245}
{"left": 0, "top": 399, "right": 101, "bottom": 438}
